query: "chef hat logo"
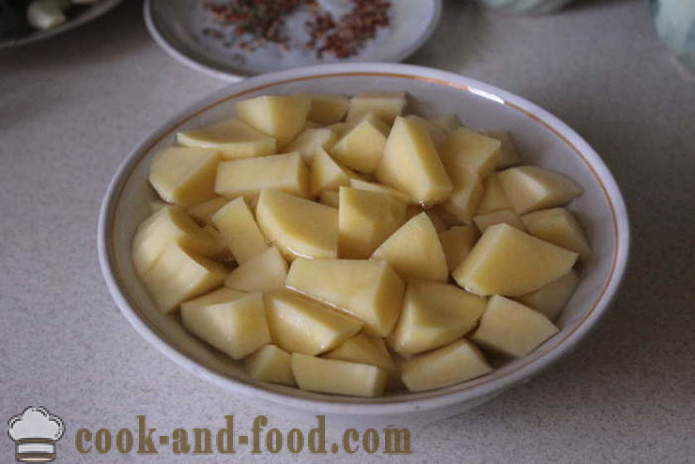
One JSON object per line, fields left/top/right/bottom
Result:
{"left": 8, "top": 407, "right": 64, "bottom": 463}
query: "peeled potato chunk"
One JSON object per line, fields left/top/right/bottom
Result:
{"left": 265, "top": 290, "right": 363, "bottom": 355}
{"left": 518, "top": 270, "right": 579, "bottom": 321}
{"left": 330, "top": 114, "right": 389, "bottom": 173}
{"left": 442, "top": 169, "right": 484, "bottom": 223}
{"left": 323, "top": 333, "right": 396, "bottom": 371}
{"left": 338, "top": 187, "right": 407, "bottom": 258}
{"left": 187, "top": 197, "right": 228, "bottom": 226}
{"left": 244, "top": 345, "right": 295, "bottom": 386}
{"left": 453, "top": 223, "right": 578, "bottom": 296}
{"left": 388, "top": 281, "right": 487, "bottom": 354}
{"left": 212, "top": 197, "right": 268, "bottom": 264}
{"left": 481, "top": 130, "right": 521, "bottom": 168}
{"left": 346, "top": 92, "right": 406, "bottom": 124}
{"left": 440, "top": 127, "right": 501, "bottom": 179}
{"left": 177, "top": 118, "right": 276, "bottom": 159}
{"left": 132, "top": 206, "right": 224, "bottom": 275}
{"left": 477, "top": 174, "right": 513, "bottom": 214}
{"left": 149, "top": 200, "right": 166, "bottom": 213}
{"left": 471, "top": 295, "right": 559, "bottom": 357}
{"left": 181, "top": 287, "right": 246, "bottom": 312}
{"left": 319, "top": 190, "right": 339, "bottom": 208}
{"left": 309, "top": 149, "right": 352, "bottom": 197}
{"left": 349, "top": 178, "right": 412, "bottom": 204}
{"left": 142, "top": 244, "right": 228, "bottom": 313}
{"left": 291, "top": 353, "right": 387, "bottom": 397}
{"left": 376, "top": 116, "right": 453, "bottom": 205}
{"left": 371, "top": 212, "right": 448, "bottom": 282}
{"left": 428, "top": 113, "right": 462, "bottom": 132}
{"left": 286, "top": 258, "right": 405, "bottom": 337}
{"left": 235, "top": 95, "right": 311, "bottom": 145}
{"left": 149, "top": 146, "right": 220, "bottom": 207}
{"left": 225, "top": 246, "right": 287, "bottom": 292}
{"left": 521, "top": 208, "right": 592, "bottom": 260}
{"left": 215, "top": 152, "right": 309, "bottom": 200}
{"left": 256, "top": 189, "right": 338, "bottom": 260}
{"left": 285, "top": 127, "right": 338, "bottom": 161}
{"left": 401, "top": 339, "right": 492, "bottom": 392}
{"left": 306, "top": 94, "right": 349, "bottom": 124}
{"left": 410, "top": 115, "right": 448, "bottom": 147}
{"left": 497, "top": 166, "right": 583, "bottom": 214}
{"left": 473, "top": 208, "right": 525, "bottom": 233}
{"left": 181, "top": 292, "right": 270, "bottom": 359}
{"left": 439, "top": 225, "right": 479, "bottom": 272}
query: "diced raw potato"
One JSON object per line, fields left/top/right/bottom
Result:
{"left": 149, "top": 200, "right": 166, "bottom": 213}
{"left": 442, "top": 169, "right": 484, "bottom": 223}
{"left": 497, "top": 166, "right": 583, "bottom": 214}
{"left": 521, "top": 208, "right": 592, "bottom": 260}
{"left": 410, "top": 115, "right": 448, "bottom": 146}
{"left": 518, "top": 270, "right": 579, "bottom": 320}
{"left": 346, "top": 92, "right": 407, "bottom": 124}
{"left": 439, "top": 225, "right": 479, "bottom": 271}
{"left": 149, "top": 147, "right": 220, "bottom": 207}
{"left": 215, "top": 152, "right": 309, "bottom": 199}
{"left": 323, "top": 333, "right": 396, "bottom": 370}
{"left": 453, "top": 224, "right": 578, "bottom": 296}
{"left": 401, "top": 339, "right": 492, "bottom": 392}
{"left": 201, "top": 225, "right": 232, "bottom": 261}
{"left": 212, "top": 197, "right": 268, "bottom": 264}
{"left": 225, "top": 247, "right": 287, "bottom": 292}
{"left": 440, "top": 127, "right": 501, "bottom": 179}
{"left": 309, "top": 149, "right": 352, "bottom": 197}
{"left": 141, "top": 244, "right": 228, "bottom": 313}
{"left": 481, "top": 130, "right": 521, "bottom": 168}
{"left": 406, "top": 206, "right": 446, "bottom": 232}
{"left": 349, "top": 178, "right": 412, "bottom": 204}
{"left": 328, "top": 122, "right": 350, "bottom": 137}
{"left": 177, "top": 118, "right": 276, "bottom": 159}
{"left": 256, "top": 189, "right": 338, "bottom": 260}
{"left": 187, "top": 197, "right": 228, "bottom": 226}
{"left": 371, "top": 212, "right": 448, "bottom": 282}
{"left": 244, "top": 345, "right": 295, "bottom": 386}
{"left": 181, "top": 292, "right": 270, "bottom": 359}
{"left": 376, "top": 116, "right": 453, "bottom": 205}
{"left": 338, "top": 187, "right": 407, "bottom": 258}
{"left": 181, "top": 287, "right": 246, "bottom": 312}
{"left": 388, "top": 281, "right": 487, "bottom": 354}
{"left": 471, "top": 295, "right": 559, "bottom": 357}
{"left": 291, "top": 354, "right": 387, "bottom": 397}
{"left": 319, "top": 190, "right": 339, "bottom": 208}
{"left": 132, "top": 206, "right": 224, "bottom": 275}
{"left": 473, "top": 209, "right": 525, "bottom": 233}
{"left": 330, "top": 114, "right": 389, "bottom": 173}
{"left": 428, "top": 113, "right": 462, "bottom": 132}
{"left": 286, "top": 258, "right": 405, "bottom": 337}
{"left": 432, "top": 205, "right": 464, "bottom": 227}
{"left": 477, "top": 173, "right": 513, "bottom": 214}
{"left": 285, "top": 127, "right": 338, "bottom": 161}
{"left": 306, "top": 94, "right": 349, "bottom": 124}
{"left": 235, "top": 95, "right": 311, "bottom": 145}
{"left": 265, "top": 290, "right": 363, "bottom": 355}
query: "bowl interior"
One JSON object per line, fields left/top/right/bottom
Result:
{"left": 104, "top": 69, "right": 623, "bottom": 409}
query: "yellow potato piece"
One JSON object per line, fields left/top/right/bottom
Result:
{"left": 291, "top": 353, "right": 387, "bottom": 397}
{"left": 330, "top": 114, "right": 389, "bottom": 173}
{"left": 441, "top": 169, "right": 484, "bottom": 224}
{"left": 235, "top": 95, "right": 311, "bottom": 145}
{"left": 225, "top": 246, "right": 287, "bottom": 292}
{"left": 388, "top": 281, "right": 487, "bottom": 354}
{"left": 409, "top": 115, "right": 448, "bottom": 147}
{"left": 215, "top": 152, "right": 309, "bottom": 200}
{"left": 476, "top": 174, "right": 513, "bottom": 214}
{"left": 212, "top": 197, "right": 268, "bottom": 264}
{"left": 177, "top": 118, "right": 276, "bottom": 159}
{"left": 244, "top": 345, "right": 295, "bottom": 386}
{"left": 440, "top": 126, "right": 501, "bottom": 180}
{"left": 471, "top": 295, "right": 559, "bottom": 357}
{"left": 517, "top": 270, "right": 579, "bottom": 321}
{"left": 349, "top": 178, "right": 412, "bottom": 204}
{"left": 521, "top": 208, "right": 592, "bottom": 260}
{"left": 286, "top": 258, "right": 405, "bottom": 337}
{"left": 285, "top": 127, "right": 338, "bottom": 161}
{"left": 481, "top": 130, "right": 522, "bottom": 168}
{"left": 181, "top": 292, "right": 270, "bottom": 359}
{"left": 323, "top": 333, "right": 396, "bottom": 370}
{"left": 306, "top": 94, "right": 349, "bottom": 124}
{"left": 309, "top": 149, "right": 352, "bottom": 197}
{"left": 439, "top": 225, "right": 479, "bottom": 271}
{"left": 187, "top": 197, "right": 228, "bottom": 226}
{"left": 181, "top": 287, "right": 246, "bottom": 312}
{"left": 401, "top": 339, "right": 492, "bottom": 392}
{"left": 346, "top": 92, "right": 407, "bottom": 124}
{"left": 428, "top": 113, "right": 462, "bottom": 132}
{"left": 497, "top": 166, "right": 583, "bottom": 214}
{"left": 376, "top": 116, "right": 453, "bottom": 206}
{"left": 371, "top": 212, "right": 448, "bottom": 282}
{"left": 338, "top": 187, "right": 407, "bottom": 258}
{"left": 319, "top": 190, "right": 339, "bottom": 208}
{"left": 453, "top": 223, "right": 578, "bottom": 296}
{"left": 473, "top": 208, "right": 525, "bottom": 233}
{"left": 149, "top": 146, "right": 220, "bottom": 207}
{"left": 265, "top": 290, "right": 363, "bottom": 355}
{"left": 256, "top": 189, "right": 338, "bottom": 260}
{"left": 149, "top": 200, "right": 166, "bottom": 213}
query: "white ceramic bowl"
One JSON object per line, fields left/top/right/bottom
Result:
{"left": 98, "top": 62, "right": 630, "bottom": 426}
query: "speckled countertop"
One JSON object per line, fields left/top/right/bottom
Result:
{"left": 1, "top": 1, "right": 694, "bottom": 462}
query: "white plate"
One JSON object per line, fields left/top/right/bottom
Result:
{"left": 144, "top": 0, "right": 442, "bottom": 81}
